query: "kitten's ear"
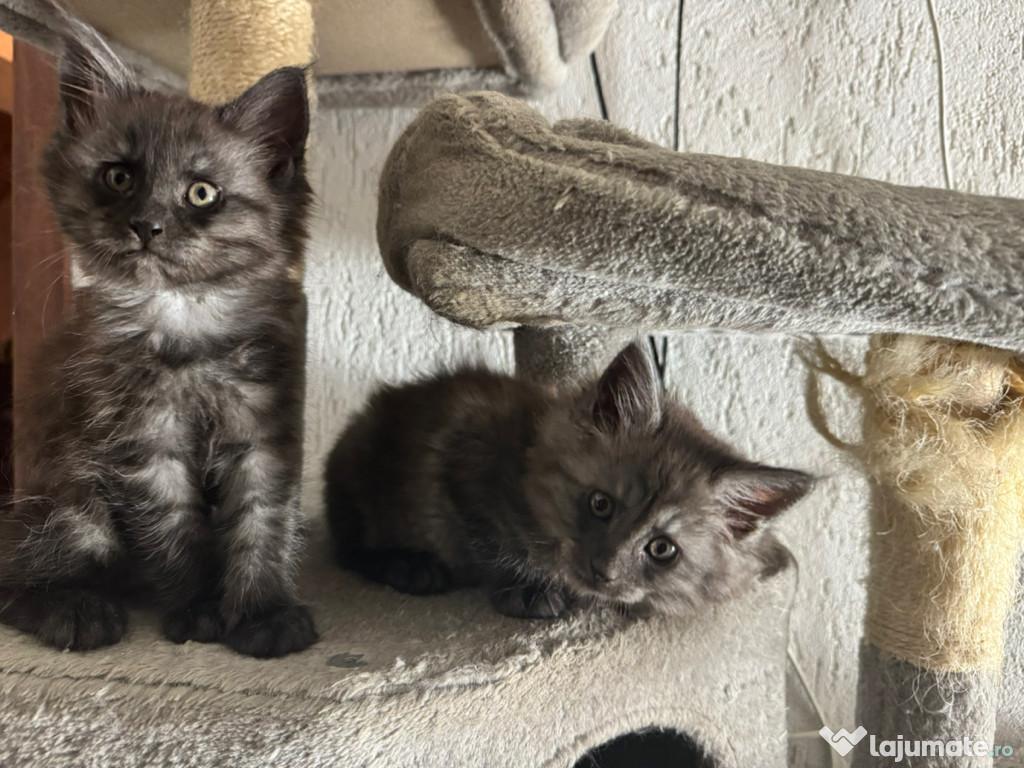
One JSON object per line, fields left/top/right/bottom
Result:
{"left": 592, "top": 342, "right": 662, "bottom": 434}
{"left": 218, "top": 67, "right": 309, "bottom": 176}
{"left": 57, "top": 16, "right": 134, "bottom": 135}
{"left": 712, "top": 465, "right": 812, "bottom": 538}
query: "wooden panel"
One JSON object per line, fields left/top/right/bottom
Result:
{"left": 0, "top": 111, "right": 10, "bottom": 347}
{"left": 12, "top": 41, "right": 65, "bottom": 487}
{"left": 0, "top": 58, "right": 12, "bottom": 115}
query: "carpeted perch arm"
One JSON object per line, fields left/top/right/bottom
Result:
{"left": 379, "top": 91, "right": 1024, "bottom": 351}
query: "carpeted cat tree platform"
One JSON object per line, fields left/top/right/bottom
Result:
{"left": 377, "top": 91, "right": 1024, "bottom": 767}
{"left": 0, "top": 2, "right": 801, "bottom": 768}
{"left": 0, "top": 522, "right": 796, "bottom": 767}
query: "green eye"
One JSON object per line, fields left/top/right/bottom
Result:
{"left": 589, "top": 490, "right": 613, "bottom": 519}
{"left": 104, "top": 165, "right": 133, "bottom": 193}
{"left": 645, "top": 536, "right": 678, "bottom": 562}
{"left": 186, "top": 180, "right": 220, "bottom": 208}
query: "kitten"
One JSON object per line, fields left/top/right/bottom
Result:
{"left": 325, "top": 342, "right": 812, "bottom": 619}
{"left": 0, "top": 10, "right": 317, "bottom": 657}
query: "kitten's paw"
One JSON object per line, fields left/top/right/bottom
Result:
{"left": 37, "top": 589, "right": 127, "bottom": 651}
{"left": 490, "top": 582, "right": 570, "bottom": 619}
{"left": 162, "top": 599, "right": 223, "bottom": 644}
{"left": 224, "top": 604, "right": 318, "bottom": 658}
{"left": 351, "top": 549, "right": 453, "bottom": 595}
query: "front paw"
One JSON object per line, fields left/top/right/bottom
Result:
{"left": 224, "top": 604, "right": 318, "bottom": 658}
{"left": 490, "top": 582, "right": 570, "bottom": 619}
{"left": 38, "top": 589, "right": 127, "bottom": 651}
{"left": 162, "top": 599, "right": 223, "bottom": 644}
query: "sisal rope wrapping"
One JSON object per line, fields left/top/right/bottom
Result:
{"left": 188, "top": 0, "right": 315, "bottom": 279}
{"left": 862, "top": 335, "right": 1024, "bottom": 673}
{"left": 188, "top": 0, "right": 314, "bottom": 106}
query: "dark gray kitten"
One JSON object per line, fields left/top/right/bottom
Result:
{"left": 0, "top": 12, "right": 316, "bottom": 657}
{"left": 325, "top": 343, "right": 812, "bottom": 619}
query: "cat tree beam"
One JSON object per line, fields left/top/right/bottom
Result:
{"left": 378, "top": 93, "right": 1024, "bottom": 350}
{"left": 377, "top": 91, "right": 1024, "bottom": 766}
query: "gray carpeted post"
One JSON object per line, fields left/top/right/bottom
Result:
{"left": 854, "top": 644, "right": 999, "bottom": 768}
{"left": 514, "top": 325, "right": 632, "bottom": 389}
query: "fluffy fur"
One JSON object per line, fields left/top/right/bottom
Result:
{"left": 325, "top": 343, "right": 811, "bottom": 619}
{"left": 0, "top": 8, "right": 316, "bottom": 657}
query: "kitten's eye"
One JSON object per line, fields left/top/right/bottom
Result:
{"left": 186, "top": 180, "right": 220, "bottom": 208}
{"left": 645, "top": 536, "right": 678, "bottom": 562}
{"left": 104, "top": 165, "right": 134, "bottom": 194}
{"left": 588, "top": 490, "right": 613, "bottom": 519}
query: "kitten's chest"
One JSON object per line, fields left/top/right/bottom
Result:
{"left": 71, "top": 286, "right": 290, "bottom": 449}
{"left": 97, "top": 360, "right": 261, "bottom": 435}
{"left": 74, "top": 337, "right": 278, "bottom": 457}
{"left": 139, "top": 288, "right": 244, "bottom": 346}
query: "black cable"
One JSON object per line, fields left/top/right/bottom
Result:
{"left": 589, "top": 52, "right": 610, "bottom": 121}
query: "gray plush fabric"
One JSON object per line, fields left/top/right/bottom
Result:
{"left": 996, "top": 560, "right": 1024, "bottom": 750}
{"left": 0, "top": 522, "right": 796, "bottom": 767}
{"left": 317, "top": 1, "right": 621, "bottom": 105}
{"left": 377, "top": 91, "right": 1024, "bottom": 354}
{"left": 854, "top": 644, "right": 999, "bottom": 768}
{"left": 472, "top": 0, "right": 616, "bottom": 93}
{"left": 318, "top": 67, "right": 518, "bottom": 111}
{"left": 513, "top": 325, "right": 632, "bottom": 389}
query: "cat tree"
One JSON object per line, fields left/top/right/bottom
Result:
{"left": 376, "top": 91, "right": 1024, "bottom": 767}
{"left": 0, "top": 1, "right": 799, "bottom": 767}
{"left": 2, "top": 0, "right": 1018, "bottom": 766}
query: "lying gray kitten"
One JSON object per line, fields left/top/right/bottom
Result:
{"left": 325, "top": 343, "right": 811, "bottom": 618}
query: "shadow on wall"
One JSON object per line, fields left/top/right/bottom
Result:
{"left": 573, "top": 729, "right": 716, "bottom": 768}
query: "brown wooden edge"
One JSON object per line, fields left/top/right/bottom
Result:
{"left": 12, "top": 40, "right": 67, "bottom": 488}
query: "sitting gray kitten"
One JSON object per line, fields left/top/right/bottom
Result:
{"left": 0, "top": 10, "right": 316, "bottom": 656}
{"left": 325, "top": 343, "right": 811, "bottom": 618}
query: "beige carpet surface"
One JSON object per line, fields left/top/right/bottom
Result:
{"left": 0, "top": 522, "right": 795, "bottom": 767}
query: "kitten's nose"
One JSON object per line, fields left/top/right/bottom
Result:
{"left": 589, "top": 559, "right": 611, "bottom": 583}
{"left": 131, "top": 219, "right": 163, "bottom": 247}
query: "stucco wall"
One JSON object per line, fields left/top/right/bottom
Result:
{"left": 303, "top": 0, "right": 1024, "bottom": 759}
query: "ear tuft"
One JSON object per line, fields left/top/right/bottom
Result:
{"left": 712, "top": 465, "right": 813, "bottom": 538}
{"left": 57, "top": 14, "right": 135, "bottom": 135}
{"left": 218, "top": 67, "right": 309, "bottom": 175}
{"left": 592, "top": 342, "right": 662, "bottom": 434}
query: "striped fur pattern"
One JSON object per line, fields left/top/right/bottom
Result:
{"left": 0, "top": 10, "right": 316, "bottom": 657}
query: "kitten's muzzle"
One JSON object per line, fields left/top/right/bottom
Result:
{"left": 131, "top": 219, "right": 164, "bottom": 247}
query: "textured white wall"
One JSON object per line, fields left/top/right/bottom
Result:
{"left": 303, "top": 0, "right": 1024, "bottom": 755}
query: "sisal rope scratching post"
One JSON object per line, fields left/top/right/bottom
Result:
{"left": 188, "top": 0, "right": 313, "bottom": 279}
{"left": 188, "top": 0, "right": 314, "bottom": 106}
{"left": 855, "top": 335, "right": 1024, "bottom": 768}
